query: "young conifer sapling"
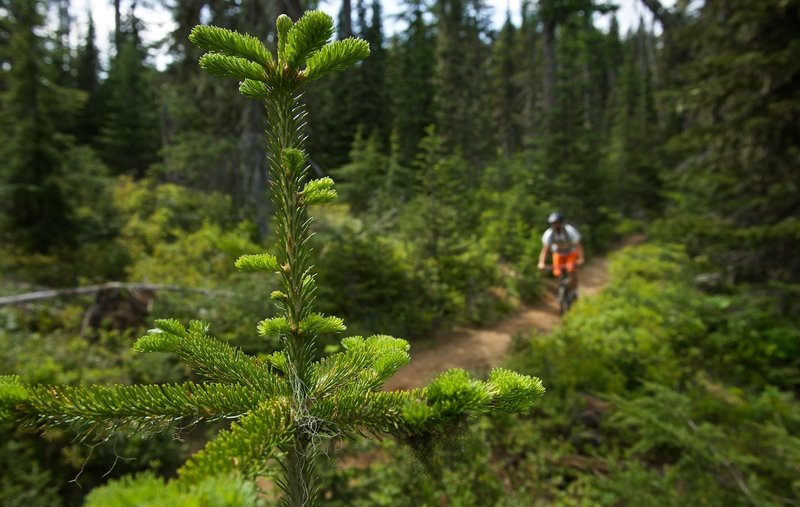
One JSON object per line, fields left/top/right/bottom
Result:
{"left": 0, "top": 11, "right": 545, "bottom": 506}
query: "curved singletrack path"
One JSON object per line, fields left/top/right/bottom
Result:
{"left": 384, "top": 236, "right": 643, "bottom": 390}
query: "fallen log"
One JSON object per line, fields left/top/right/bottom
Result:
{"left": 0, "top": 282, "right": 233, "bottom": 307}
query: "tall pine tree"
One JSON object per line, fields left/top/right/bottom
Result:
{"left": 73, "top": 12, "right": 102, "bottom": 145}
{"left": 433, "top": 0, "right": 492, "bottom": 166}
{"left": 98, "top": 11, "right": 161, "bottom": 177}
{"left": 661, "top": 0, "right": 800, "bottom": 282}
{"left": 388, "top": 0, "right": 436, "bottom": 166}
{"left": 490, "top": 14, "right": 524, "bottom": 156}
{"left": 605, "top": 26, "right": 662, "bottom": 217}
{"left": 0, "top": 0, "right": 84, "bottom": 253}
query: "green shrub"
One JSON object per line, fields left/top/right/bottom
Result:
{"left": 495, "top": 242, "right": 800, "bottom": 505}
{"left": 322, "top": 423, "right": 505, "bottom": 507}
{"left": 314, "top": 228, "right": 439, "bottom": 339}
{"left": 85, "top": 472, "right": 263, "bottom": 507}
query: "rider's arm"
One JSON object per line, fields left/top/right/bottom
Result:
{"left": 576, "top": 242, "right": 585, "bottom": 265}
{"left": 538, "top": 244, "right": 549, "bottom": 269}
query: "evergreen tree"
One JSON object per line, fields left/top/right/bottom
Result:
{"left": 305, "top": 4, "right": 363, "bottom": 170}
{"left": 605, "top": 27, "right": 662, "bottom": 216}
{"left": 405, "top": 126, "right": 470, "bottom": 259}
{"left": 73, "top": 12, "right": 102, "bottom": 145}
{"left": 338, "top": 0, "right": 353, "bottom": 37}
{"left": 382, "top": 129, "right": 415, "bottom": 208}
{"left": 490, "top": 14, "right": 524, "bottom": 156}
{"left": 601, "top": 15, "right": 623, "bottom": 123}
{"left": 335, "top": 128, "right": 389, "bottom": 213}
{"left": 0, "top": 0, "right": 84, "bottom": 252}
{"left": 0, "top": 13, "right": 545, "bottom": 506}
{"left": 308, "top": 0, "right": 389, "bottom": 171}
{"left": 98, "top": 15, "right": 161, "bottom": 178}
{"left": 541, "top": 11, "right": 608, "bottom": 232}
{"left": 355, "top": 0, "right": 390, "bottom": 144}
{"left": 661, "top": 0, "right": 800, "bottom": 283}
{"left": 52, "top": 0, "right": 72, "bottom": 85}
{"left": 388, "top": 0, "right": 436, "bottom": 166}
{"left": 537, "top": 0, "right": 615, "bottom": 121}
{"left": 433, "top": 0, "right": 492, "bottom": 166}
{"left": 515, "top": 0, "right": 543, "bottom": 145}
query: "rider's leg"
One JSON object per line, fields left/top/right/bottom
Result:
{"left": 566, "top": 252, "right": 579, "bottom": 292}
{"left": 570, "top": 268, "right": 579, "bottom": 292}
{"left": 553, "top": 253, "right": 564, "bottom": 278}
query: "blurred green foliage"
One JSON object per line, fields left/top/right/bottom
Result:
{"left": 318, "top": 243, "right": 800, "bottom": 505}
{"left": 0, "top": 176, "right": 275, "bottom": 504}
{"left": 84, "top": 472, "right": 263, "bottom": 507}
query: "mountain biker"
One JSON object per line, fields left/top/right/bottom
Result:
{"left": 537, "top": 212, "right": 585, "bottom": 294}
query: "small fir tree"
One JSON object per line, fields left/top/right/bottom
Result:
{"left": 0, "top": 12, "right": 545, "bottom": 506}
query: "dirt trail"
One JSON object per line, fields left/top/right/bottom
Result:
{"left": 384, "top": 236, "right": 641, "bottom": 390}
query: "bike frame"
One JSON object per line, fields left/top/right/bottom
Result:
{"left": 556, "top": 270, "right": 575, "bottom": 315}
{"left": 544, "top": 266, "right": 576, "bottom": 315}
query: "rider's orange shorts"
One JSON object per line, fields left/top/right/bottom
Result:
{"left": 553, "top": 251, "right": 578, "bottom": 277}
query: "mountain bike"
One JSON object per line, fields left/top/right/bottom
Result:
{"left": 556, "top": 270, "right": 577, "bottom": 314}
{"left": 543, "top": 266, "right": 577, "bottom": 315}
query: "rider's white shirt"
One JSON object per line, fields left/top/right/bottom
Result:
{"left": 542, "top": 224, "right": 581, "bottom": 253}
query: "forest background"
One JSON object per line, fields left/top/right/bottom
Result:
{"left": 0, "top": 0, "right": 798, "bottom": 505}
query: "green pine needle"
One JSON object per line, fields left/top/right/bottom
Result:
{"left": 189, "top": 25, "right": 274, "bottom": 68}
{"left": 133, "top": 328, "right": 180, "bottom": 353}
{"left": 239, "top": 79, "right": 271, "bottom": 99}
{"left": 487, "top": 368, "right": 546, "bottom": 413}
{"left": 304, "top": 39, "right": 370, "bottom": 81}
{"left": 283, "top": 11, "right": 335, "bottom": 68}
{"left": 257, "top": 316, "right": 290, "bottom": 338}
{"left": 281, "top": 148, "right": 307, "bottom": 175}
{"left": 16, "top": 382, "right": 265, "bottom": 437}
{"left": 425, "top": 369, "right": 491, "bottom": 415}
{"left": 401, "top": 399, "right": 434, "bottom": 430}
{"left": 302, "top": 177, "right": 337, "bottom": 205}
{"left": 136, "top": 321, "right": 284, "bottom": 392}
{"left": 300, "top": 313, "right": 345, "bottom": 335}
{"left": 199, "top": 53, "right": 267, "bottom": 82}
{"left": 266, "top": 351, "right": 290, "bottom": 374}
{"left": 276, "top": 15, "right": 293, "bottom": 63}
{"left": 154, "top": 318, "right": 188, "bottom": 337}
{"left": 314, "top": 390, "right": 418, "bottom": 435}
{"left": 235, "top": 253, "right": 281, "bottom": 272}
{"left": 311, "top": 335, "right": 410, "bottom": 397}
{"left": 178, "top": 398, "right": 293, "bottom": 484}
{"left": 0, "top": 375, "right": 27, "bottom": 406}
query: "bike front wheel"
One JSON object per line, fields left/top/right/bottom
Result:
{"left": 557, "top": 285, "right": 571, "bottom": 315}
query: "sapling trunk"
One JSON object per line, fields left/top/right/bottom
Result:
{"left": 268, "top": 80, "right": 318, "bottom": 507}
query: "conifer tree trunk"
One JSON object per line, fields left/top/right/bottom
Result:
{"left": 238, "top": 0, "right": 276, "bottom": 236}
{"left": 114, "top": 0, "right": 122, "bottom": 50}
{"left": 339, "top": 0, "right": 352, "bottom": 37}
{"left": 280, "top": 0, "right": 304, "bottom": 20}
{"left": 542, "top": 17, "right": 556, "bottom": 115}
